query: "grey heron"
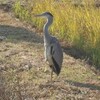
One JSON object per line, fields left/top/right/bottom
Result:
{"left": 35, "top": 12, "right": 63, "bottom": 81}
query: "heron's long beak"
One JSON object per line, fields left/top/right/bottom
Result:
{"left": 34, "top": 14, "right": 43, "bottom": 17}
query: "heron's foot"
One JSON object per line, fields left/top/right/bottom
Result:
{"left": 54, "top": 75, "right": 59, "bottom": 81}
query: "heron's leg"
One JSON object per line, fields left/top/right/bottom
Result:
{"left": 51, "top": 69, "right": 53, "bottom": 82}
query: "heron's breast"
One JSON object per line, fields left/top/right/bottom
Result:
{"left": 46, "top": 47, "right": 53, "bottom": 65}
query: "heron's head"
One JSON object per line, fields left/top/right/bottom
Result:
{"left": 34, "top": 12, "right": 53, "bottom": 19}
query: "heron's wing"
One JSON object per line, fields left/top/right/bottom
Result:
{"left": 50, "top": 38, "right": 63, "bottom": 67}
{"left": 48, "top": 37, "right": 63, "bottom": 75}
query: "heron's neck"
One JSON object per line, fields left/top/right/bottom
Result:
{"left": 43, "top": 17, "right": 53, "bottom": 43}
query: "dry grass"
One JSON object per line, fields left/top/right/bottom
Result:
{"left": 0, "top": 7, "right": 100, "bottom": 100}
{"left": 0, "top": 40, "right": 100, "bottom": 100}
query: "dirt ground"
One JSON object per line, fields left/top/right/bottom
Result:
{"left": 0, "top": 3, "right": 100, "bottom": 100}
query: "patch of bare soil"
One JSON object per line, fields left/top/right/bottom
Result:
{"left": 0, "top": 4, "right": 100, "bottom": 100}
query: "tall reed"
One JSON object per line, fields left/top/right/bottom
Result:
{"left": 13, "top": 0, "right": 100, "bottom": 68}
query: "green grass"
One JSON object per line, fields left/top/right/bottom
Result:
{"left": 13, "top": 0, "right": 100, "bottom": 68}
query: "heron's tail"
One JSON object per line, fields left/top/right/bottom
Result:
{"left": 51, "top": 57, "right": 61, "bottom": 75}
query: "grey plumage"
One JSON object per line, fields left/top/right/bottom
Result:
{"left": 35, "top": 12, "right": 63, "bottom": 81}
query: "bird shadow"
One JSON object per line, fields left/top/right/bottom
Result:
{"left": 0, "top": 25, "right": 43, "bottom": 43}
{"left": 65, "top": 79, "right": 100, "bottom": 91}
{"left": 39, "top": 79, "right": 100, "bottom": 91}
